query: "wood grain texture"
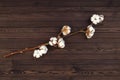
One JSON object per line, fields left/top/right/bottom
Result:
{"left": 0, "top": 0, "right": 120, "bottom": 80}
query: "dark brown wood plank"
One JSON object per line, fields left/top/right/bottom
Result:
{"left": 0, "top": 0, "right": 119, "bottom": 7}
{"left": 0, "top": 0, "right": 120, "bottom": 80}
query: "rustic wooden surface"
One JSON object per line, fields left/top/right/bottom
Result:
{"left": 0, "top": 0, "right": 120, "bottom": 80}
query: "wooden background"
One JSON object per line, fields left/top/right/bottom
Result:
{"left": 0, "top": 0, "right": 120, "bottom": 80}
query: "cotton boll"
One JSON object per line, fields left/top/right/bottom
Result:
{"left": 86, "top": 25, "right": 95, "bottom": 39}
{"left": 33, "top": 45, "right": 48, "bottom": 58}
{"left": 61, "top": 25, "right": 71, "bottom": 36}
{"left": 50, "top": 37, "right": 57, "bottom": 42}
{"left": 49, "top": 37, "right": 57, "bottom": 46}
{"left": 91, "top": 14, "right": 99, "bottom": 25}
{"left": 58, "top": 41, "right": 65, "bottom": 48}
{"left": 91, "top": 14, "right": 104, "bottom": 25}
{"left": 33, "top": 49, "right": 42, "bottom": 58}
{"left": 58, "top": 38, "right": 65, "bottom": 48}
{"left": 39, "top": 45, "right": 48, "bottom": 54}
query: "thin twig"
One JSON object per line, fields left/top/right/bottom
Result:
{"left": 63, "top": 29, "right": 85, "bottom": 38}
{"left": 4, "top": 43, "right": 49, "bottom": 58}
{"left": 4, "top": 29, "right": 85, "bottom": 58}
{"left": 57, "top": 31, "right": 62, "bottom": 38}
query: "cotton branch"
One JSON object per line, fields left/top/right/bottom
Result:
{"left": 4, "top": 43, "right": 49, "bottom": 58}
